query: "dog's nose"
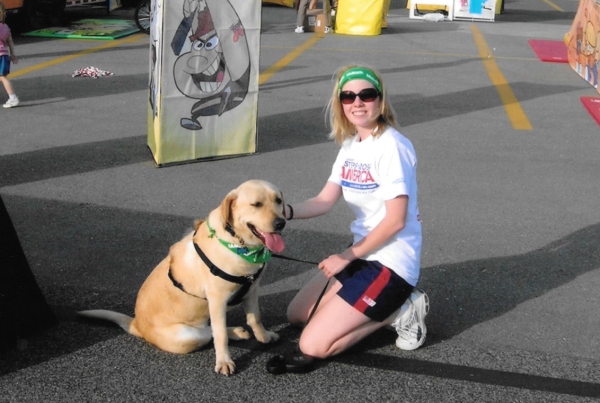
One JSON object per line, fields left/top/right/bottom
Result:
{"left": 273, "top": 217, "right": 286, "bottom": 231}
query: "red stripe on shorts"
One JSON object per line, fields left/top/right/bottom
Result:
{"left": 353, "top": 266, "right": 392, "bottom": 314}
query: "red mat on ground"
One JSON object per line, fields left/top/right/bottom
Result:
{"left": 528, "top": 39, "right": 568, "bottom": 63}
{"left": 581, "top": 97, "right": 600, "bottom": 126}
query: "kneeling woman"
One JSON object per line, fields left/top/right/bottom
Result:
{"left": 285, "top": 65, "right": 429, "bottom": 358}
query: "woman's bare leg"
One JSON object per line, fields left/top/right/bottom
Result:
{"left": 297, "top": 294, "right": 389, "bottom": 358}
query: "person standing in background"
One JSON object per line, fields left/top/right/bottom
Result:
{"left": 0, "top": 2, "right": 19, "bottom": 108}
{"left": 295, "top": 0, "right": 332, "bottom": 33}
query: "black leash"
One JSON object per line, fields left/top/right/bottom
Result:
{"left": 270, "top": 253, "right": 329, "bottom": 321}
{"left": 271, "top": 253, "right": 319, "bottom": 266}
{"left": 267, "top": 253, "right": 330, "bottom": 375}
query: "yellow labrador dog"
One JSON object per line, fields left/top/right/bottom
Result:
{"left": 79, "top": 180, "right": 286, "bottom": 376}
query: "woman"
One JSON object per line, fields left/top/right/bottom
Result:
{"left": 285, "top": 65, "right": 429, "bottom": 359}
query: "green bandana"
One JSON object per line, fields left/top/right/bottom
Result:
{"left": 206, "top": 219, "right": 273, "bottom": 264}
{"left": 338, "top": 67, "right": 382, "bottom": 94}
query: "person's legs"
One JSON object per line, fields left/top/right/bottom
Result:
{"left": 287, "top": 270, "right": 337, "bottom": 325}
{"left": 288, "top": 261, "right": 422, "bottom": 358}
{"left": 0, "top": 75, "right": 19, "bottom": 108}
{"left": 0, "top": 76, "right": 14, "bottom": 96}
{"left": 288, "top": 269, "right": 391, "bottom": 359}
{"left": 299, "top": 288, "right": 428, "bottom": 358}
{"left": 323, "top": 0, "right": 332, "bottom": 28}
{"left": 296, "top": 0, "right": 311, "bottom": 28}
{"left": 297, "top": 293, "right": 386, "bottom": 358}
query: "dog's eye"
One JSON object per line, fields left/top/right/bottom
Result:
{"left": 275, "top": 197, "right": 282, "bottom": 205}
{"left": 252, "top": 202, "right": 263, "bottom": 208}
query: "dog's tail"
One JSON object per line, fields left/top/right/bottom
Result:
{"left": 78, "top": 310, "right": 142, "bottom": 337}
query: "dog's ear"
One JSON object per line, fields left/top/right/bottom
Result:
{"left": 220, "top": 190, "right": 237, "bottom": 225}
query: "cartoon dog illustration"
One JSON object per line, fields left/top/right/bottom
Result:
{"left": 171, "top": 0, "right": 251, "bottom": 130}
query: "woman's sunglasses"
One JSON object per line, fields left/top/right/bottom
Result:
{"left": 339, "top": 88, "right": 381, "bottom": 105}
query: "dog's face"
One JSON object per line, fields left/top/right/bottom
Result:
{"left": 220, "top": 180, "right": 286, "bottom": 253}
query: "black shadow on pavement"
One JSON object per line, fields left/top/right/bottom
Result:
{"left": 335, "top": 352, "right": 600, "bottom": 398}
{"left": 0, "top": 136, "right": 150, "bottom": 188}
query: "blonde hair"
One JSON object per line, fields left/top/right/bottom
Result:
{"left": 0, "top": 2, "right": 5, "bottom": 23}
{"left": 325, "top": 64, "right": 399, "bottom": 145}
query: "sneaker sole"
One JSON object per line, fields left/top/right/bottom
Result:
{"left": 396, "top": 326, "right": 426, "bottom": 350}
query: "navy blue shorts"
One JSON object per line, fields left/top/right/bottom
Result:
{"left": 335, "top": 259, "right": 414, "bottom": 322}
{"left": 0, "top": 55, "right": 10, "bottom": 77}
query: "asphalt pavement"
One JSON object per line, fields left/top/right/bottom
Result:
{"left": 1, "top": 0, "right": 600, "bottom": 402}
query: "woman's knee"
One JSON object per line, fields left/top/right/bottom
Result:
{"left": 298, "top": 331, "right": 332, "bottom": 359}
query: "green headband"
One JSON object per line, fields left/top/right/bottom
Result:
{"left": 338, "top": 67, "right": 382, "bottom": 94}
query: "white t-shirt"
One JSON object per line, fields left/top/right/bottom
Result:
{"left": 327, "top": 126, "right": 422, "bottom": 286}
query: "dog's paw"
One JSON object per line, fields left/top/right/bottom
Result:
{"left": 256, "top": 330, "right": 280, "bottom": 344}
{"left": 228, "top": 326, "right": 251, "bottom": 340}
{"left": 215, "top": 360, "right": 236, "bottom": 376}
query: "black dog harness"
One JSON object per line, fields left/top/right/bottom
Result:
{"left": 167, "top": 241, "right": 264, "bottom": 307}
{"left": 193, "top": 242, "right": 264, "bottom": 306}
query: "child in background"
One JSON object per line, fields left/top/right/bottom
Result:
{"left": 0, "top": 2, "right": 19, "bottom": 108}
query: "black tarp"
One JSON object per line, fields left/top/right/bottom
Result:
{"left": 0, "top": 194, "right": 57, "bottom": 352}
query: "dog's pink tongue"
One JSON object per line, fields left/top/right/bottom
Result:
{"left": 262, "top": 232, "right": 285, "bottom": 253}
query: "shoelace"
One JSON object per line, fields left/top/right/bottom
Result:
{"left": 393, "top": 303, "right": 421, "bottom": 340}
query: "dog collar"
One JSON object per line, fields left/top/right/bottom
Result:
{"left": 206, "top": 219, "right": 272, "bottom": 264}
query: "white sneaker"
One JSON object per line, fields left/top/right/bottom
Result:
{"left": 3, "top": 97, "right": 20, "bottom": 108}
{"left": 391, "top": 289, "right": 429, "bottom": 350}
{"left": 324, "top": 26, "right": 332, "bottom": 34}
{"left": 294, "top": 26, "right": 304, "bottom": 33}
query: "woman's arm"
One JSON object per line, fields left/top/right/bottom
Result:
{"left": 318, "top": 195, "right": 408, "bottom": 278}
{"left": 287, "top": 181, "right": 341, "bottom": 220}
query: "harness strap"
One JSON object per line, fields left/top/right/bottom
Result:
{"left": 193, "top": 241, "right": 264, "bottom": 306}
{"left": 168, "top": 267, "right": 204, "bottom": 299}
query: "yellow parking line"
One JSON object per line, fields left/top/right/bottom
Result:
{"left": 471, "top": 25, "right": 532, "bottom": 130}
{"left": 540, "top": 0, "right": 563, "bottom": 12}
{"left": 259, "top": 34, "right": 323, "bottom": 85}
{"left": 10, "top": 33, "right": 147, "bottom": 79}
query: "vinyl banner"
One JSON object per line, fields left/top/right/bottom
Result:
{"left": 148, "top": 0, "right": 261, "bottom": 166}
{"left": 565, "top": 0, "right": 600, "bottom": 92}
